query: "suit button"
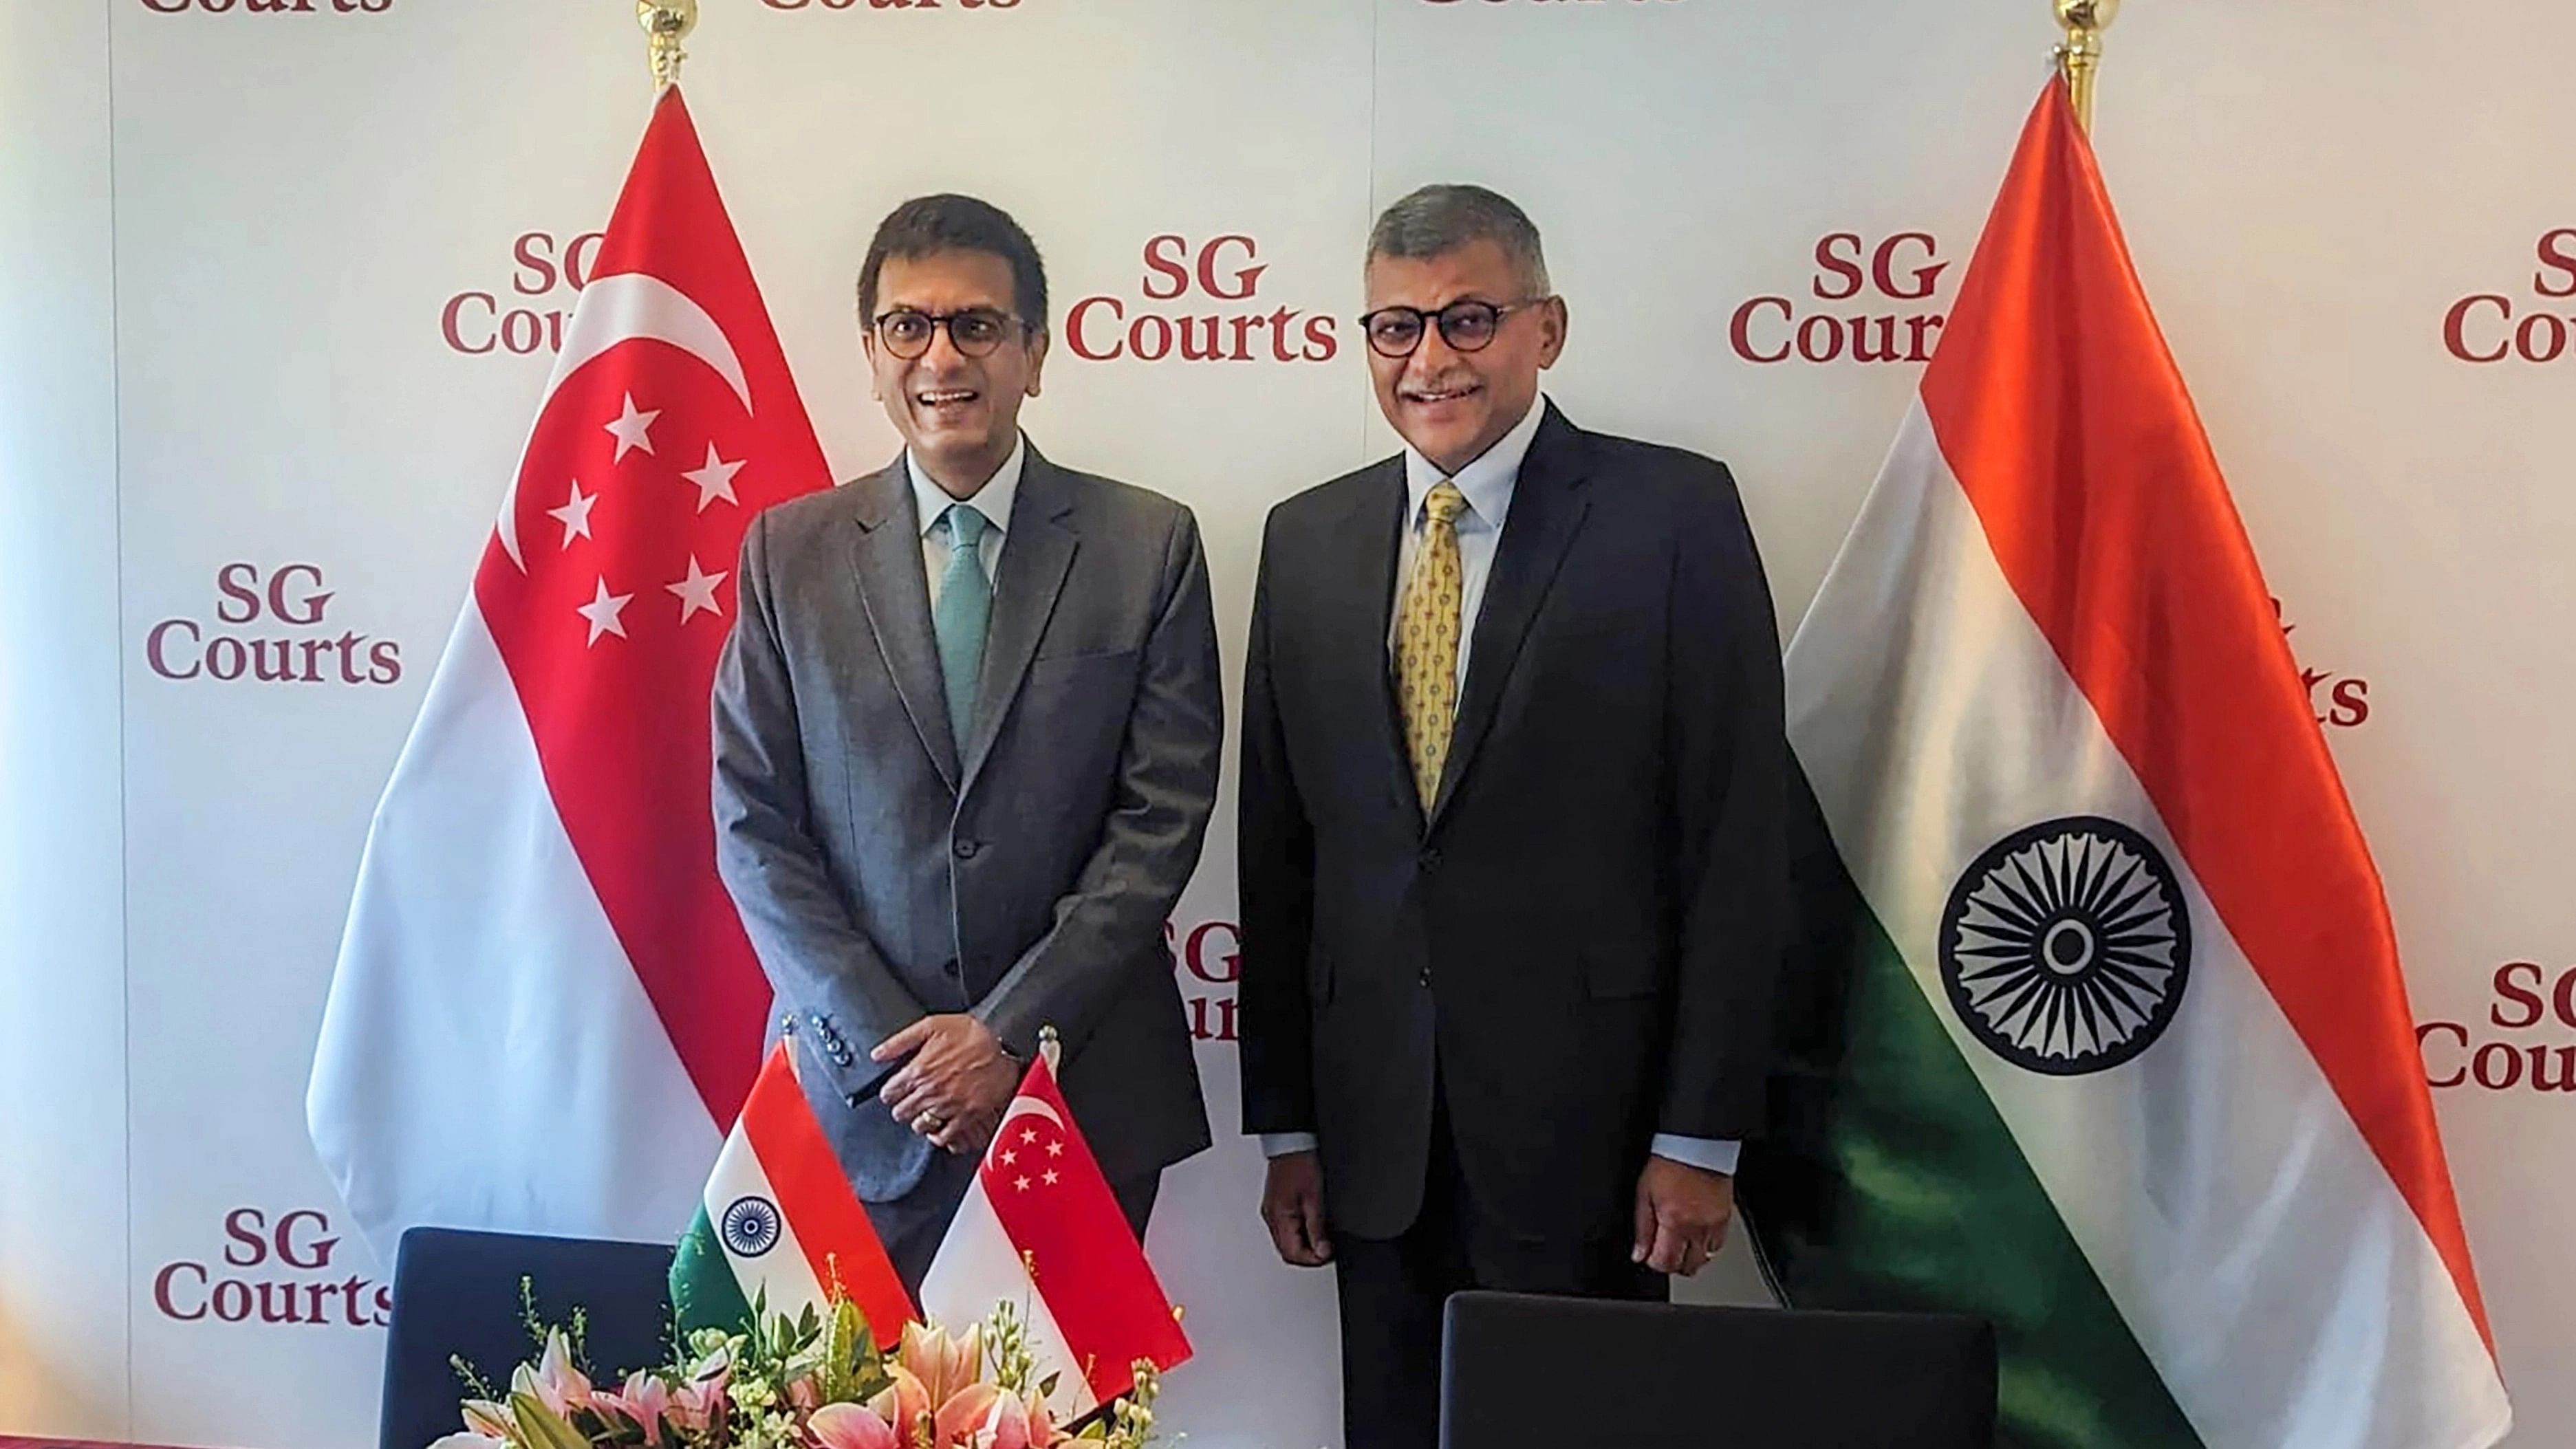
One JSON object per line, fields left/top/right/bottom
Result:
{"left": 954, "top": 838, "right": 982, "bottom": 860}
{"left": 1418, "top": 848, "right": 1442, "bottom": 873}
{"left": 1418, "top": 966, "right": 1433, "bottom": 987}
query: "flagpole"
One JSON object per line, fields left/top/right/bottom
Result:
{"left": 2054, "top": 0, "right": 2119, "bottom": 131}
{"left": 640, "top": 0, "right": 697, "bottom": 91}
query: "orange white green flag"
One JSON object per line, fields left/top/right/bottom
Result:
{"left": 1740, "top": 77, "right": 2509, "bottom": 1449}
{"left": 672, "top": 1039, "right": 915, "bottom": 1342}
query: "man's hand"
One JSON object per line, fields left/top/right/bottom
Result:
{"left": 1260, "top": 1151, "right": 1333, "bottom": 1267}
{"left": 873, "top": 1015, "right": 1017, "bottom": 1155}
{"left": 1632, "top": 1156, "right": 1735, "bottom": 1277}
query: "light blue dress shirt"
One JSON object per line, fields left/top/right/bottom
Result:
{"left": 907, "top": 433, "right": 1026, "bottom": 602}
{"left": 1260, "top": 395, "right": 1740, "bottom": 1179}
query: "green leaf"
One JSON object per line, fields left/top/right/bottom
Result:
{"left": 1038, "top": 1371, "right": 1061, "bottom": 1399}
{"left": 507, "top": 1393, "right": 592, "bottom": 1449}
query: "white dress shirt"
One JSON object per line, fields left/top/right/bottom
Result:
{"left": 1262, "top": 394, "right": 1740, "bottom": 1179}
{"left": 907, "top": 433, "right": 1026, "bottom": 602}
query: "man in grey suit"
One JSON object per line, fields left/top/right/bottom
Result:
{"left": 713, "top": 194, "right": 1220, "bottom": 1287}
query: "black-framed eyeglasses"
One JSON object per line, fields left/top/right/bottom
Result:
{"left": 870, "top": 307, "right": 1026, "bottom": 360}
{"left": 1356, "top": 297, "right": 1551, "bottom": 358}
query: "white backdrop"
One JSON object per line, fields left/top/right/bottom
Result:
{"left": 3, "top": 1, "right": 2573, "bottom": 1447}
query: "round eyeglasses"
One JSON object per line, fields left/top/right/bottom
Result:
{"left": 1356, "top": 298, "right": 1550, "bottom": 359}
{"left": 871, "top": 307, "right": 1026, "bottom": 360}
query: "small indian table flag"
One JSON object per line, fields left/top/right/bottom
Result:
{"left": 672, "top": 1038, "right": 914, "bottom": 1340}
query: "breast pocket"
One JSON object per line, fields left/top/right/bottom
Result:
{"left": 1015, "top": 648, "right": 1140, "bottom": 767}
{"left": 1029, "top": 644, "right": 1142, "bottom": 671}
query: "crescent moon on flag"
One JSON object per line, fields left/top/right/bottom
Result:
{"left": 495, "top": 271, "right": 754, "bottom": 568}
{"left": 1003, "top": 1095, "right": 1065, "bottom": 1129}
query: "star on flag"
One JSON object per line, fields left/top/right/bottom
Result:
{"left": 667, "top": 555, "right": 729, "bottom": 624}
{"left": 605, "top": 393, "right": 660, "bottom": 462}
{"left": 546, "top": 479, "right": 598, "bottom": 547}
{"left": 682, "top": 444, "right": 745, "bottom": 512}
{"left": 576, "top": 577, "right": 634, "bottom": 645}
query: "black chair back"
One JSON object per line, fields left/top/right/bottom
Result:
{"left": 1442, "top": 1292, "right": 1996, "bottom": 1448}
{"left": 378, "top": 1228, "right": 676, "bottom": 1449}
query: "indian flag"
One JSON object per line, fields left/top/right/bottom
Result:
{"left": 1738, "top": 79, "right": 2509, "bottom": 1449}
{"left": 671, "top": 1039, "right": 913, "bottom": 1340}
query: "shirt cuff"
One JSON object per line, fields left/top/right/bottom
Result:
{"left": 1649, "top": 1134, "right": 1741, "bottom": 1176}
{"left": 1259, "top": 1132, "right": 1319, "bottom": 1158}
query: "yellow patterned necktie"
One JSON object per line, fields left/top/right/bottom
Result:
{"left": 1397, "top": 481, "right": 1468, "bottom": 806}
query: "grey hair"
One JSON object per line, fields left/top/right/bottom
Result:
{"left": 1366, "top": 184, "right": 1551, "bottom": 296}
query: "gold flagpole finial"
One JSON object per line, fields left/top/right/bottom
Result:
{"left": 2053, "top": 0, "right": 2119, "bottom": 132}
{"left": 639, "top": 0, "right": 697, "bottom": 91}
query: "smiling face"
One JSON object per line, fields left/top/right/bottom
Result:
{"left": 1363, "top": 237, "right": 1565, "bottom": 477}
{"left": 864, "top": 248, "right": 1048, "bottom": 499}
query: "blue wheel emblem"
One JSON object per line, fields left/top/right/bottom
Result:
{"left": 721, "top": 1195, "right": 782, "bottom": 1257}
{"left": 1938, "top": 816, "right": 2191, "bottom": 1076}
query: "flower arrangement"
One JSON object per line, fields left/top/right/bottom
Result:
{"left": 430, "top": 1287, "right": 1160, "bottom": 1449}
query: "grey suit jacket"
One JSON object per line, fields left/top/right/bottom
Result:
{"left": 712, "top": 444, "right": 1220, "bottom": 1203}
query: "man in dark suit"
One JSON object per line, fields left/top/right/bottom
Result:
{"left": 1237, "top": 184, "right": 1789, "bottom": 1448}
{"left": 713, "top": 195, "right": 1220, "bottom": 1287}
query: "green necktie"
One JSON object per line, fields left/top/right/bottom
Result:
{"left": 933, "top": 501, "right": 992, "bottom": 754}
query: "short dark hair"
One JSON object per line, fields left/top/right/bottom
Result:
{"left": 1367, "top": 184, "right": 1550, "bottom": 296}
{"left": 856, "top": 194, "right": 1050, "bottom": 330}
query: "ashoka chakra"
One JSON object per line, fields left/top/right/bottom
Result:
{"left": 720, "top": 1195, "right": 782, "bottom": 1257}
{"left": 1938, "top": 816, "right": 2191, "bottom": 1076}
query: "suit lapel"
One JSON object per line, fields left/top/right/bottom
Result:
{"left": 958, "top": 448, "right": 1079, "bottom": 795}
{"left": 1429, "top": 404, "right": 1592, "bottom": 826}
{"left": 1335, "top": 461, "right": 1419, "bottom": 829}
{"left": 848, "top": 460, "right": 962, "bottom": 792}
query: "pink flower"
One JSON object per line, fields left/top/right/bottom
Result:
{"left": 459, "top": 1399, "right": 515, "bottom": 1440}
{"left": 668, "top": 1355, "right": 731, "bottom": 1436}
{"left": 868, "top": 1365, "right": 932, "bottom": 1443}
{"left": 807, "top": 1402, "right": 900, "bottom": 1449}
{"left": 973, "top": 1388, "right": 1035, "bottom": 1449}
{"left": 426, "top": 1435, "right": 507, "bottom": 1449}
{"left": 510, "top": 1329, "right": 595, "bottom": 1419}
{"left": 596, "top": 1371, "right": 673, "bottom": 1446}
{"left": 788, "top": 1374, "right": 822, "bottom": 1413}
{"left": 931, "top": 1382, "right": 1039, "bottom": 1449}
{"left": 898, "top": 1321, "right": 984, "bottom": 1408}
{"left": 1020, "top": 1391, "right": 1062, "bottom": 1449}
{"left": 933, "top": 1382, "right": 1002, "bottom": 1448}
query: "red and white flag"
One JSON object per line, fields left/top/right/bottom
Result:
{"left": 308, "top": 89, "right": 831, "bottom": 1255}
{"left": 920, "top": 1052, "right": 1191, "bottom": 1416}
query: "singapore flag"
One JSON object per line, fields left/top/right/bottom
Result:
{"left": 309, "top": 89, "right": 832, "bottom": 1256}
